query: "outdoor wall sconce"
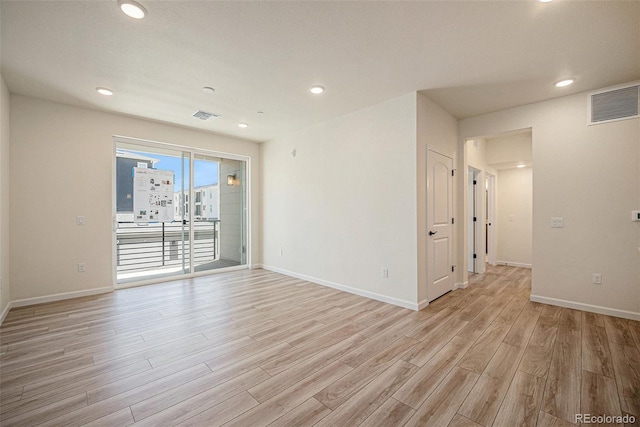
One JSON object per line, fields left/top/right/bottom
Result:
{"left": 227, "top": 174, "right": 237, "bottom": 186}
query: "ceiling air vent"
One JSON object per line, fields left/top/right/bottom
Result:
{"left": 589, "top": 84, "right": 639, "bottom": 125}
{"left": 192, "top": 110, "right": 221, "bottom": 121}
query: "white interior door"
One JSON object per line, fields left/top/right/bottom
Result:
{"left": 427, "top": 150, "right": 454, "bottom": 302}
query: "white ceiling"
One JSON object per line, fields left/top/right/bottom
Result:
{"left": 1, "top": 1, "right": 639, "bottom": 143}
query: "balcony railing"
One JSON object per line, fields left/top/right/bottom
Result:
{"left": 116, "top": 219, "right": 219, "bottom": 277}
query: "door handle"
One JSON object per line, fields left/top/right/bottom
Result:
{"left": 429, "top": 230, "right": 437, "bottom": 236}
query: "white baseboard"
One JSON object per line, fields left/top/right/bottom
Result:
{"left": 250, "top": 263, "right": 264, "bottom": 270}
{"left": 456, "top": 281, "right": 469, "bottom": 289}
{"left": 530, "top": 294, "right": 640, "bottom": 321}
{"left": 10, "top": 287, "right": 113, "bottom": 309}
{"left": 262, "top": 265, "right": 419, "bottom": 311}
{"left": 497, "top": 261, "right": 532, "bottom": 269}
{"left": 418, "top": 299, "right": 429, "bottom": 310}
{"left": 0, "top": 301, "right": 12, "bottom": 325}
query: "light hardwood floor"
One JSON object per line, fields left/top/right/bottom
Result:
{"left": 1, "top": 265, "right": 639, "bottom": 426}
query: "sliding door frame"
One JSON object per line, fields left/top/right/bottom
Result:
{"left": 111, "top": 135, "right": 251, "bottom": 289}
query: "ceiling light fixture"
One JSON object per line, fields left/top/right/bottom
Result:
{"left": 118, "top": 0, "right": 147, "bottom": 19}
{"left": 538, "top": 0, "right": 553, "bottom": 3}
{"left": 202, "top": 86, "right": 215, "bottom": 94}
{"left": 310, "top": 85, "right": 325, "bottom": 95}
{"left": 96, "top": 87, "right": 114, "bottom": 96}
{"left": 238, "top": 123, "right": 248, "bottom": 128}
{"left": 555, "top": 79, "right": 574, "bottom": 88}
{"left": 516, "top": 164, "right": 526, "bottom": 168}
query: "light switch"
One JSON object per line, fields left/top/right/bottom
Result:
{"left": 77, "top": 216, "right": 85, "bottom": 226}
{"left": 551, "top": 217, "right": 564, "bottom": 228}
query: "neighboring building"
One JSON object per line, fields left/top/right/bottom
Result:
{"left": 174, "top": 184, "right": 219, "bottom": 221}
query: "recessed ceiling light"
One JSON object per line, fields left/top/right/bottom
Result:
{"left": 238, "top": 123, "right": 249, "bottom": 128}
{"left": 202, "top": 86, "right": 215, "bottom": 94}
{"left": 555, "top": 79, "right": 574, "bottom": 88}
{"left": 118, "top": 0, "right": 147, "bottom": 19}
{"left": 539, "top": 0, "right": 553, "bottom": 3}
{"left": 310, "top": 85, "right": 325, "bottom": 95}
{"left": 516, "top": 164, "right": 526, "bottom": 168}
{"left": 96, "top": 87, "right": 114, "bottom": 96}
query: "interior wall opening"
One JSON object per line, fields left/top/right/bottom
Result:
{"left": 464, "top": 129, "right": 532, "bottom": 279}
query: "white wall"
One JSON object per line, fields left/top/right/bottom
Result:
{"left": 459, "top": 84, "right": 640, "bottom": 319}
{"left": 0, "top": 75, "right": 11, "bottom": 319}
{"left": 496, "top": 167, "right": 532, "bottom": 267}
{"left": 416, "top": 93, "right": 458, "bottom": 303}
{"left": 10, "top": 95, "right": 261, "bottom": 302}
{"left": 262, "top": 93, "right": 419, "bottom": 308}
{"left": 485, "top": 132, "right": 532, "bottom": 166}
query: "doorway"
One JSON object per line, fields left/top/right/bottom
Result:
{"left": 113, "top": 137, "right": 249, "bottom": 286}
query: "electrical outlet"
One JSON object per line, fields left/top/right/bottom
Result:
{"left": 78, "top": 263, "right": 86, "bottom": 273}
{"left": 551, "top": 217, "right": 564, "bottom": 228}
{"left": 592, "top": 273, "right": 602, "bottom": 285}
{"left": 279, "top": 249, "right": 284, "bottom": 256}
{"left": 76, "top": 216, "right": 85, "bottom": 226}
{"left": 382, "top": 268, "right": 389, "bottom": 278}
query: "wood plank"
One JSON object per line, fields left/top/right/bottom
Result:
{"left": 503, "top": 303, "right": 542, "bottom": 349}
{"left": 405, "top": 367, "right": 479, "bottom": 426}
{"left": 536, "top": 411, "right": 578, "bottom": 427}
{"left": 130, "top": 366, "right": 269, "bottom": 421}
{"left": 402, "top": 318, "right": 468, "bottom": 367}
{"left": 132, "top": 368, "right": 269, "bottom": 426}
{"left": 314, "top": 360, "right": 419, "bottom": 427}
{"left": 608, "top": 341, "right": 640, "bottom": 418}
{"left": 266, "top": 398, "right": 331, "bottom": 427}
{"left": 582, "top": 319, "right": 615, "bottom": 378}
{"left": 175, "top": 392, "right": 259, "bottom": 427}
{"left": 393, "top": 336, "right": 474, "bottom": 409}
{"left": 223, "top": 360, "right": 352, "bottom": 427}
{"left": 38, "top": 363, "right": 212, "bottom": 426}
{"left": 493, "top": 370, "right": 545, "bottom": 427}
{"left": 458, "top": 343, "right": 524, "bottom": 426}
{"left": 604, "top": 315, "right": 636, "bottom": 347}
{"left": 359, "top": 397, "right": 415, "bottom": 427}
{"left": 580, "top": 370, "right": 623, "bottom": 424}
{"left": 447, "top": 413, "right": 483, "bottom": 427}
{"left": 456, "top": 320, "right": 512, "bottom": 374}
{"left": 541, "top": 308, "right": 582, "bottom": 424}
{"left": 82, "top": 407, "right": 135, "bottom": 427}
{"left": 313, "top": 335, "right": 417, "bottom": 409}
{"left": 518, "top": 312, "right": 559, "bottom": 378}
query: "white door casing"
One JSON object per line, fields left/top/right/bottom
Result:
{"left": 426, "top": 149, "right": 454, "bottom": 302}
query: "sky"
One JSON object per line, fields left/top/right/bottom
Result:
{"left": 127, "top": 150, "right": 218, "bottom": 191}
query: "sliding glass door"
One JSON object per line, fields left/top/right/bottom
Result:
{"left": 114, "top": 138, "right": 248, "bottom": 285}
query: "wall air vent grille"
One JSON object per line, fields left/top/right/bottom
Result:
{"left": 589, "top": 84, "right": 639, "bottom": 125}
{"left": 192, "top": 110, "right": 221, "bottom": 121}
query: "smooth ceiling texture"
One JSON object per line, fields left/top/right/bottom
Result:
{"left": 1, "top": 1, "right": 639, "bottom": 142}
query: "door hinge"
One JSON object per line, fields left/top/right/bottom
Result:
{"left": 451, "top": 265, "right": 455, "bottom": 272}
{"left": 451, "top": 169, "right": 455, "bottom": 177}
{"left": 473, "top": 254, "right": 477, "bottom": 259}
{"left": 473, "top": 217, "right": 477, "bottom": 222}
{"left": 451, "top": 217, "right": 455, "bottom": 224}
{"left": 473, "top": 180, "right": 477, "bottom": 185}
